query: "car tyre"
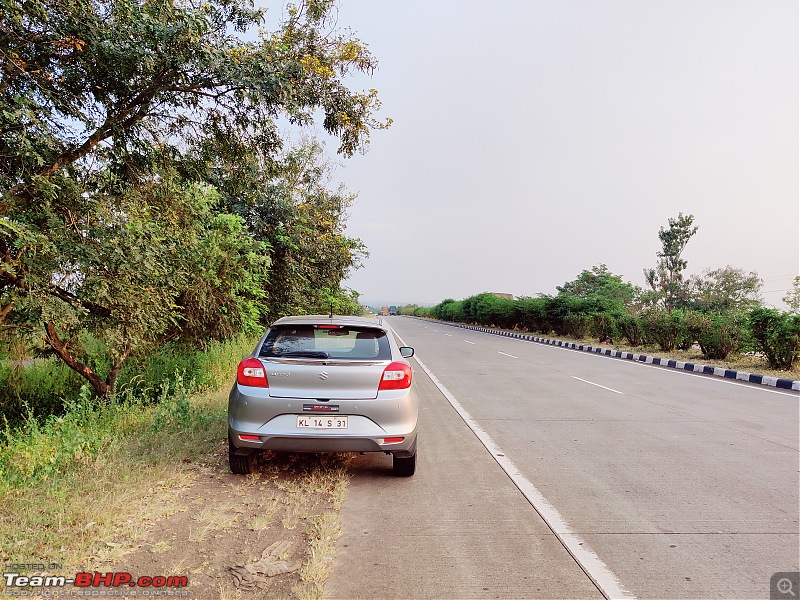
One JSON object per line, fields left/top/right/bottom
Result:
{"left": 393, "top": 452, "right": 416, "bottom": 477}
{"left": 229, "top": 437, "right": 258, "bottom": 475}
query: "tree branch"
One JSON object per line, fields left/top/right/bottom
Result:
{"left": 49, "top": 285, "right": 112, "bottom": 318}
{"left": 0, "top": 299, "right": 14, "bottom": 326}
{"left": 6, "top": 68, "right": 178, "bottom": 199}
{"left": 44, "top": 320, "right": 109, "bottom": 398}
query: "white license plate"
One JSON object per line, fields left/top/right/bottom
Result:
{"left": 296, "top": 416, "right": 348, "bottom": 429}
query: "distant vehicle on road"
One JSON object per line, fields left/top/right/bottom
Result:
{"left": 388, "top": 305, "right": 398, "bottom": 316}
{"left": 228, "top": 315, "right": 418, "bottom": 476}
{"left": 381, "top": 306, "right": 389, "bottom": 316}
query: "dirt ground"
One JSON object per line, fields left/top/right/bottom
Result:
{"left": 103, "top": 442, "right": 350, "bottom": 600}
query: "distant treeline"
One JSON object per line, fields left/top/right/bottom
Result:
{"left": 400, "top": 264, "right": 800, "bottom": 370}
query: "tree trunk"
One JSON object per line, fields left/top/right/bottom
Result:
{"left": 0, "top": 299, "right": 13, "bottom": 326}
{"left": 43, "top": 321, "right": 110, "bottom": 398}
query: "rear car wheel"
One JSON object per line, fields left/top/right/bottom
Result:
{"left": 229, "top": 436, "right": 258, "bottom": 475}
{"left": 393, "top": 452, "right": 416, "bottom": 477}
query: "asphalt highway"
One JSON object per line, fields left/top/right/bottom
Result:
{"left": 325, "top": 317, "right": 799, "bottom": 599}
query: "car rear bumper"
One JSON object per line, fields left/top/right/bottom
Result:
{"left": 229, "top": 429, "right": 417, "bottom": 456}
{"left": 228, "top": 387, "right": 419, "bottom": 457}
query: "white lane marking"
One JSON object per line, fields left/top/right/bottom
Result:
{"left": 389, "top": 326, "right": 635, "bottom": 600}
{"left": 464, "top": 340, "right": 475, "bottom": 345}
{"left": 498, "top": 351, "right": 518, "bottom": 359}
{"left": 445, "top": 334, "right": 452, "bottom": 337}
{"left": 572, "top": 377, "right": 624, "bottom": 395}
{"left": 480, "top": 328, "right": 799, "bottom": 398}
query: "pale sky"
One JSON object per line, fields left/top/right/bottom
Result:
{"left": 300, "top": 1, "right": 798, "bottom": 307}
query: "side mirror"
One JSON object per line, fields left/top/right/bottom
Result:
{"left": 400, "top": 347, "right": 414, "bottom": 358}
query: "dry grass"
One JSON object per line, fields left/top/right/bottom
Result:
{"left": 0, "top": 387, "right": 355, "bottom": 599}
{"left": 293, "top": 511, "right": 342, "bottom": 600}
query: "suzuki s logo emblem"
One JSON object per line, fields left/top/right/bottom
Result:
{"left": 318, "top": 371, "right": 329, "bottom": 380}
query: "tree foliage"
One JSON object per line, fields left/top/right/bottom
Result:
{"left": 783, "top": 276, "right": 800, "bottom": 314}
{"left": 1, "top": 0, "right": 383, "bottom": 398}
{"left": 686, "top": 266, "right": 762, "bottom": 313}
{"left": 556, "top": 264, "right": 636, "bottom": 306}
{"left": 232, "top": 139, "right": 368, "bottom": 320}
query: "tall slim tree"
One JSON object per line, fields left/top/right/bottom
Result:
{"left": 644, "top": 213, "right": 698, "bottom": 312}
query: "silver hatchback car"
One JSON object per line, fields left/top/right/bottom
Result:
{"left": 228, "top": 315, "right": 418, "bottom": 476}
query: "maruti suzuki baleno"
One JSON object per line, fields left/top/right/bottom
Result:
{"left": 228, "top": 315, "right": 418, "bottom": 476}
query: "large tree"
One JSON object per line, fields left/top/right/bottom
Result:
{"left": 686, "top": 266, "right": 762, "bottom": 313}
{"left": 557, "top": 264, "right": 637, "bottom": 306}
{"left": 1, "top": 0, "right": 385, "bottom": 397}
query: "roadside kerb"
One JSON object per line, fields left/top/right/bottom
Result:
{"left": 409, "top": 317, "right": 800, "bottom": 392}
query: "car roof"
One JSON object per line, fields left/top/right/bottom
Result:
{"left": 270, "top": 315, "right": 388, "bottom": 330}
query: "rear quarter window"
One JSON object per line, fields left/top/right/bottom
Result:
{"left": 259, "top": 325, "right": 391, "bottom": 360}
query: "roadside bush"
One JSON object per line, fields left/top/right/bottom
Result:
{"left": 590, "top": 311, "right": 623, "bottom": 343}
{"left": 564, "top": 313, "right": 592, "bottom": 338}
{"left": 516, "top": 296, "right": 550, "bottom": 333}
{"left": 116, "top": 334, "right": 254, "bottom": 400}
{"left": 0, "top": 335, "right": 254, "bottom": 425}
{"left": 460, "top": 294, "right": 484, "bottom": 324}
{"left": 0, "top": 361, "right": 85, "bottom": 425}
{"left": 475, "top": 295, "right": 518, "bottom": 329}
{"left": 641, "top": 308, "right": 692, "bottom": 352}
{"left": 684, "top": 311, "right": 746, "bottom": 360}
{"left": 433, "top": 299, "right": 465, "bottom": 322}
{"left": 545, "top": 294, "right": 580, "bottom": 336}
{"left": 618, "top": 313, "right": 646, "bottom": 347}
{"left": 0, "top": 384, "right": 122, "bottom": 490}
{"left": 748, "top": 308, "right": 800, "bottom": 369}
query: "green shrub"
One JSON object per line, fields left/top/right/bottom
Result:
{"left": 0, "top": 384, "right": 123, "bottom": 490}
{"left": 748, "top": 308, "right": 800, "bottom": 369}
{"left": 590, "top": 312, "right": 623, "bottom": 343}
{"left": 684, "top": 311, "right": 745, "bottom": 360}
{"left": 474, "top": 295, "right": 518, "bottom": 329}
{"left": 433, "top": 299, "right": 465, "bottom": 322}
{"left": 564, "top": 313, "right": 592, "bottom": 338}
{"left": 115, "top": 334, "right": 254, "bottom": 400}
{"left": 516, "top": 296, "right": 550, "bottom": 333}
{"left": 618, "top": 314, "right": 646, "bottom": 347}
{"left": 641, "top": 308, "right": 692, "bottom": 352}
{"left": 545, "top": 294, "right": 577, "bottom": 336}
{"left": 0, "top": 335, "right": 254, "bottom": 425}
{"left": 0, "top": 361, "right": 85, "bottom": 424}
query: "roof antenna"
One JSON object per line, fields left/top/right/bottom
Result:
{"left": 329, "top": 303, "right": 333, "bottom": 319}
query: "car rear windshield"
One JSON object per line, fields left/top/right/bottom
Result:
{"left": 259, "top": 325, "right": 392, "bottom": 360}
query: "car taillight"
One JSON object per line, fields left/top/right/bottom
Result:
{"left": 378, "top": 362, "right": 412, "bottom": 390}
{"left": 237, "top": 358, "right": 268, "bottom": 387}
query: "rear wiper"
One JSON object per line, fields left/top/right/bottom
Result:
{"left": 281, "top": 351, "right": 329, "bottom": 359}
